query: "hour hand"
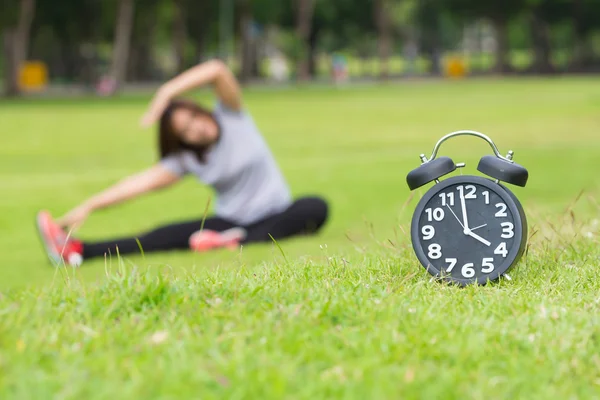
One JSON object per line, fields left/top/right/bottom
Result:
{"left": 466, "top": 230, "right": 491, "bottom": 246}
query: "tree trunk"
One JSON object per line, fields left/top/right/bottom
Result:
{"left": 251, "top": 38, "right": 261, "bottom": 78}
{"left": 308, "top": 26, "right": 318, "bottom": 77}
{"left": 14, "top": 0, "right": 35, "bottom": 72}
{"left": 173, "top": 0, "right": 187, "bottom": 73}
{"left": 295, "top": 0, "right": 315, "bottom": 81}
{"left": 492, "top": 18, "right": 510, "bottom": 74}
{"left": 239, "top": 0, "right": 254, "bottom": 83}
{"left": 529, "top": 11, "right": 553, "bottom": 74}
{"left": 60, "top": 39, "right": 77, "bottom": 82}
{"left": 110, "top": 0, "right": 135, "bottom": 91}
{"left": 418, "top": 4, "right": 441, "bottom": 76}
{"left": 3, "top": 31, "right": 17, "bottom": 96}
{"left": 374, "top": 0, "right": 392, "bottom": 80}
{"left": 3, "top": 0, "right": 36, "bottom": 97}
{"left": 195, "top": 36, "right": 205, "bottom": 64}
{"left": 570, "top": 0, "right": 588, "bottom": 71}
{"left": 128, "top": 5, "right": 157, "bottom": 82}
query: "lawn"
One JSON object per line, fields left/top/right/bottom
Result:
{"left": 1, "top": 77, "right": 599, "bottom": 398}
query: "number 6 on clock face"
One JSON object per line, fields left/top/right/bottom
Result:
{"left": 410, "top": 175, "right": 527, "bottom": 286}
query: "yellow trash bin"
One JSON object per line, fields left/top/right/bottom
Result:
{"left": 444, "top": 56, "right": 468, "bottom": 78}
{"left": 19, "top": 61, "right": 48, "bottom": 92}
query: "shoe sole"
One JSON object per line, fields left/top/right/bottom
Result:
{"left": 189, "top": 227, "right": 247, "bottom": 251}
{"left": 34, "top": 212, "right": 63, "bottom": 267}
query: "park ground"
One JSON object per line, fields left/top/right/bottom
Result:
{"left": 0, "top": 77, "right": 600, "bottom": 398}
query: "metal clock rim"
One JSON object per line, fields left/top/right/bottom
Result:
{"left": 410, "top": 175, "right": 527, "bottom": 286}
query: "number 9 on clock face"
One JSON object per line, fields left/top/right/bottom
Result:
{"left": 410, "top": 176, "right": 527, "bottom": 286}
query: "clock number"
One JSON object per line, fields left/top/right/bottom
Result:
{"left": 421, "top": 225, "right": 435, "bottom": 240}
{"left": 482, "top": 258, "right": 494, "bottom": 273}
{"left": 501, "top": 222, "right": 514, "bottom": 238}
{"left": 445, "top": 258, "right": 457, "bottom": 272}
{"left": 466, "top": 185, "right": 477, "bottom": 199}
{"left": 461, "top": 263, "right": 475, "bottom": 278}
{"left": 425, "top": 207, "right": 445, "bottom": 222}
{"left": 495, "top": 203, "right": 508, "bottom": 218}
{"left": 482, "top": 191, "right": 490, "bottom": 205}
{"left": 494, "top": 242, "right": 508, "bottom": 258}
{"left": 439, "top": 192, "right": 455, "bottom": 207}
{"left": 457, "top": 185, "right": 477, "bottom": 199}
{"left": 428, "top": 244, "right": 442, "bottom": 259}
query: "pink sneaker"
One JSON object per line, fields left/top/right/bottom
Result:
{"left": 35, "top": 210, "right": 84, "bottom": 267}
{"left": 189, "top": 227, "right": 247, "bottom": 252}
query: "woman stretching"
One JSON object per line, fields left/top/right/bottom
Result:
{"left": 36, "top": 59, "right": 329, "bottom": 267}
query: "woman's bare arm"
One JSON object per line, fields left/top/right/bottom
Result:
{"left": 57, "top": 164, "right": 181, "bottom": 228}
{"left": 141, "top": 59, "right": 242, "bottom": 127}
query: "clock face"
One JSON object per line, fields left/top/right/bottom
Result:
{"left": 411, "top": 176, "right": 526, "bottom": 285}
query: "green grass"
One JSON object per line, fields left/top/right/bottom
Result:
{"left": 1, "top": 77, "right": 600, "bottom": 398}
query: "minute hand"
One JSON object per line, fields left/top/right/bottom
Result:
{"left": 459, "top": 188, "right": 470, "bottom": 231}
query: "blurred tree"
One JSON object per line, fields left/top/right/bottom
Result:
{"left": 239, "top": 0, "right": 288, "bottom": 81}
{"left": 517, "top": 0, "right": 599, "bottom": 73}
{"left": 2, "top": 0, "right": 35, "bottom": 96}
{"left": 277, "top": 0, "right": 376, "bottom": 79}
{"left": 571, "top": 0, "right": 587, "bottom": 70}
{"left": 124, "top": 0, "right": 220, "bottom": 80}
{"left": 294, "top": 0, "right": 316, "bottom": 80}
{"left": 29, "top": 0, "right": 103, "bottom": 85}
{"left": 391, "top": 0, "right": 420, "bottom": 76}
{"left": 320, "top": 0, "right": 374, "bottom": 50}
{"left": 172, "top": 0, "right": 187, "bottom": 74}
{"left": 525, "top": 0, "right": 562, "bottom": 74}
{"left": 239, "top": 0, "right": 255, "bottom": 82}
{"left": 569, "top": 0, "right": 600, "bottom": 71}
{"left": 185, "top": 0, "right": 219, "bottom": 65}
{"left": 374, "top": 0, "right": 422, "bottom": 79}
{"left": 445, "top": 0, "right": 525, "bottom": 73}
{"left": 127, "top": 0, "right": 161, "bottom": 81}
{"left": 109, "top": 0, "right": 135, "bottom": 91}
{"left": 415, "top": 0, "right": 449, "bottom": 75}
{"left": 4, "top": 0, "right": 600, "bottom": 90}
{"left": 374, "top": 0, "right": 393, "bottom": 79}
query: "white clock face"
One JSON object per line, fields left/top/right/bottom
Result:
{"left": 412, "top": 177, "right": 525, "bottom": 284}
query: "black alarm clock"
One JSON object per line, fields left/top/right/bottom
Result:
{"left": 406, "top": 130, "right": 528, "bottom": 286}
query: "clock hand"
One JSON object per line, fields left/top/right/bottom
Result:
{"left": 470, "top": 223, "right": 487, "bottom": 232}
{"left": 459, "top": 189, "right": 470, "bottom": 232}
{"left": 466, "top": 230, "right": 491, "bottom": 246}
{"left": 445, "top": 205, "right": 465, "bottom": 229}
{"left": 447, "top": 202, "right": 489, "bottom": 245}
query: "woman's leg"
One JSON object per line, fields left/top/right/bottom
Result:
{"left": 243, "top": 196, "right": 329, "bottom": 243}
{"left": 82, "top": 216, "right": 237, "bottom": 259}
{"left": 37, "top": 198, "right": 327, "bottom": 266}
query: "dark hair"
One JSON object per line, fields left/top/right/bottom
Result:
{"left": 158, "top": 98, "right": 216, "bottom": 163}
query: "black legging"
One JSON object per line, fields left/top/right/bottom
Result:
{"left": 82, "top": 196, "right": 328, "bottom": 259}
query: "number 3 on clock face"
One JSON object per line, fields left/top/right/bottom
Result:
{"left": 410, "top": 176, "right": 527, "bottom": 286}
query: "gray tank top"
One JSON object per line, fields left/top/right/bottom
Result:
{"left": 160, "top": 101, "right": 292, "bottom": 225}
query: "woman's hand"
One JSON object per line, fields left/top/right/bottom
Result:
{"left": 56, "top": 204, "right": 91, "bottom": 231}
{"left": 57, "top": 164, "right": 180, "bottom": 231}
